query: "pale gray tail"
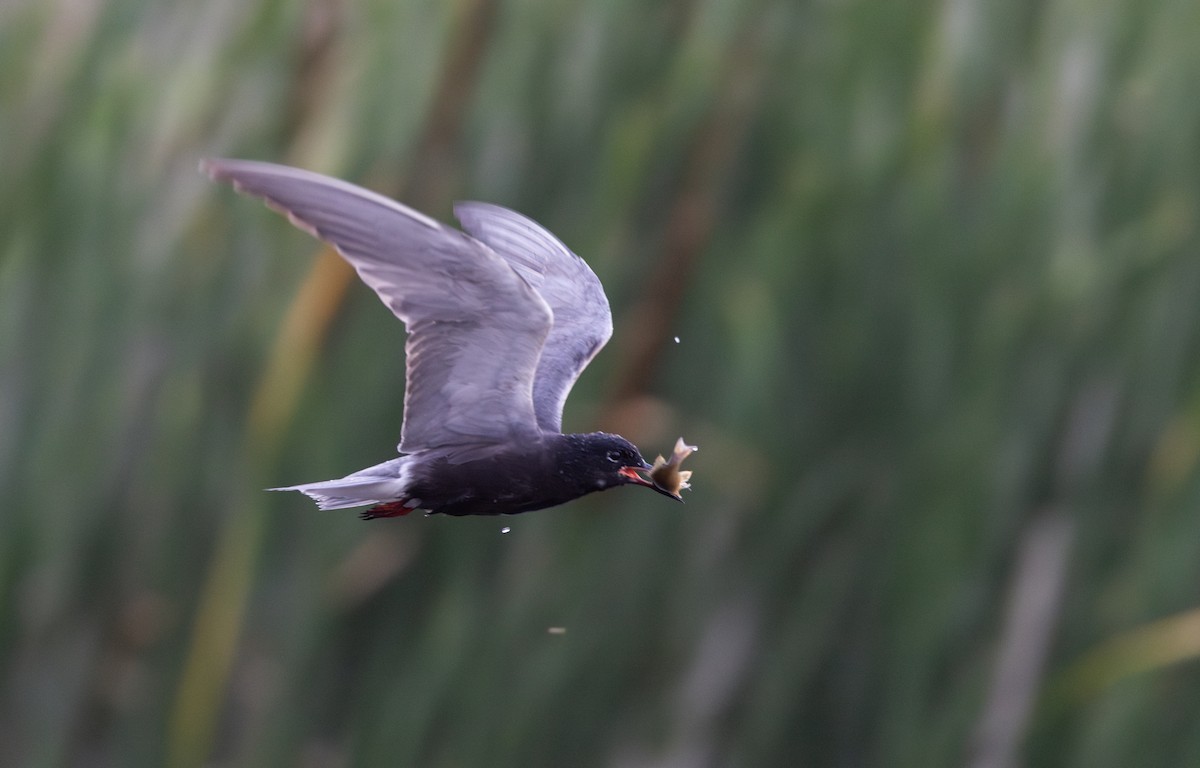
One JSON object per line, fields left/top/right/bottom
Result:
{"left": 270, "top": 457, "right": 411, "bottom": 510}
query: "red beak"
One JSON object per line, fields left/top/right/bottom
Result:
{"left": 618, "top": 465, "right": 653, "bottom": 486}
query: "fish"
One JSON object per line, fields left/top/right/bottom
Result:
{"left": 648, "top": 437, "right": 698, "bottom": 500}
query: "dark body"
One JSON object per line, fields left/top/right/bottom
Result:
{"left": 384, "top": 432, "right": 649, "bottom": 517}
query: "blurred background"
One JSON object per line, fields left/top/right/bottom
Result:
{"left": 4, "top": 0, "right": 1200, "bottom": 765}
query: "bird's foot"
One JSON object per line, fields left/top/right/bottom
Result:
{"left": 359, "top": 500, "right": 418, "bottom": 520}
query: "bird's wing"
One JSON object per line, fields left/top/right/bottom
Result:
{"left": 453, "top": 203, "right": 612, "bottom": 433}
{"left": 203, "top": 159, "right": 551, "bottom": 452}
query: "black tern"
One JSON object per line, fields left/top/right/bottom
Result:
{"left": 203, "top": 160, "right": 680, "bottom": 518}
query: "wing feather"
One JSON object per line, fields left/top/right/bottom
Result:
{"left": 203, "top": 160, "right": 551, "bottom": 451}
{"left": 453, "top": 202, "right": 612, "bottom": 433}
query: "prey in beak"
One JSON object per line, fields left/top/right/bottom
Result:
{"left": 646, "top": 438, "right": 697, "bottom": 501}
{"left": 618, "top": 437, "right": 698, "bottom": 501}
{"left": 618, "top": 464, "right": 683, "bottom": 501}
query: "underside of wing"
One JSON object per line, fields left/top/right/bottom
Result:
{"left": 454, "top": 202, "right": 613, "bottom": 433}
{"left": 204, "top": 160, "right": 552, "bottom": 451}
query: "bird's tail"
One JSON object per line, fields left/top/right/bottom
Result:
{"left": 270, "top": 457, "right": 411, "bottom": 510}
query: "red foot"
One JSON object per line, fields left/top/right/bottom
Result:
{"left": 359, "top": 501, "right": 417, "bottom": 520}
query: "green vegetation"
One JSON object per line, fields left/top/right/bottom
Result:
{"left": 4, "top": 0, "right": 1200, "bottom": 765}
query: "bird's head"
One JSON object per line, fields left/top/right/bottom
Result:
{"left": 572, "top": 433, "right": 681, "bottom": 500}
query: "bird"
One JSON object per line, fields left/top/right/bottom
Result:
{"left": 202, "top": 159, "right": 679, "bottom": 518}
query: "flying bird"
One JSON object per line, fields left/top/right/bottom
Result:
{"left": 203, "top": 159, "right": 678, "bottom": 518}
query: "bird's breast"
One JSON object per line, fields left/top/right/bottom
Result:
{"left": 407, "top": 446, "right": 566, "bottom": 516}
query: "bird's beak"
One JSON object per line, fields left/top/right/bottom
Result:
{"left": 619, "top": 464, "right": 685, "bottom": 502}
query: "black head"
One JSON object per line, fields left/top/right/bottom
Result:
{"left": 565, "top": 433, "right": 679, "bottom": 500}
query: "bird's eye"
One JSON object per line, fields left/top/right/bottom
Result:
{"left": 606, "top": 450, "right": 622, "bottom": 463}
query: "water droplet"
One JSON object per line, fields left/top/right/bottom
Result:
{"left": 673, "top": 336, "right": 681, "bottom": 343}
{"left": 501, "top": 526, "right": 511, "bottom": 534}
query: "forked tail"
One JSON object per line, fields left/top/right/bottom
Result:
{"left": 270, "top": 457, "right": 411, "bottom": 511}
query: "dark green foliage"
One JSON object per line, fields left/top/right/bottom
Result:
{"left": 4, "top": 0, "right": 1200, "bottom": 765}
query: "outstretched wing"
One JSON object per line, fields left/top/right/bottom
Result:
{"left": 453, "top": 203, "right": 612, "bottom": 433}
{"left": 203, "top": 159, "right": 552, "bottom": 452}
